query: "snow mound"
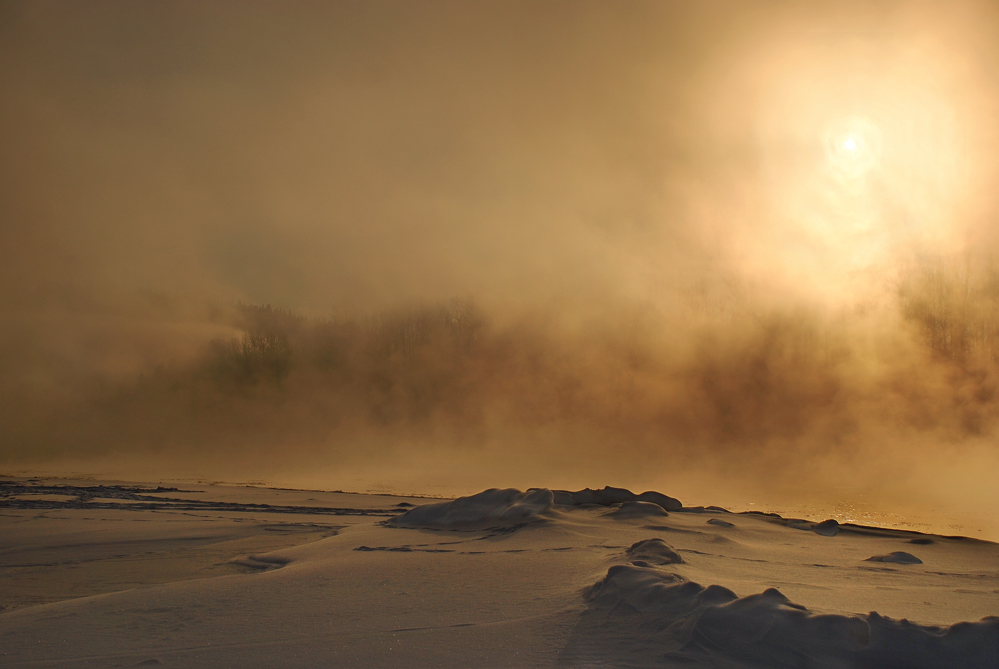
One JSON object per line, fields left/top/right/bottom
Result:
{"left": 865, "top": 551, "right": 923, "bottom": 564}
{"left": 707, "top": 518, "right": 734, "bottom": 528}
{"left": 812, "top": 519, "right": 840, "bottom": 536}
{"left": 551, "top": 490, "right": 575, "bottom": 505}
{"left": 553, "top": 486, "right": 682, "bottom": 511}
{"left": 626, "top": 538, "right": 683, "bottom": 565}
{"left": 389, "top": 488, "right": 554, "bottom": 530}
{"left": 635, "top": 490, "right": 683, "bottom": 511}
{"left": 606, "top": 501, "right": 669, "bottom": 519}
{"left": 566, "top": 564, "right": 998, "bottom": 668}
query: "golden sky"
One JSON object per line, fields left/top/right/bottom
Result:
{"left": 1, "top": 1, "right": 993, "bottom": 314}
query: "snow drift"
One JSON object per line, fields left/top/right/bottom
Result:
{"left": 390, "top": 486, "right": 684, "bottom": 529}
{"left": 605, "top": 501, "right": 670, "bottom": 519}
{"left": 564, "top": 563, "right": 999, "bottom": 668}
{"left": 626, "top": 538, "right": 683, "bottom": 565}
{"left": 553, "top": 486, "right": 682, "bottom": 511}
{"left": 389, "top": 487, "right": 554, "bottom": 529}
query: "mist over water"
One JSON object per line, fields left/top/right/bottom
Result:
{"left": 2, "top": 1, "right": 999, "bottom": 538}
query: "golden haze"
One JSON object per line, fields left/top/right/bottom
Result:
{"left": 1, "top": 1, "right": 999, "bottom": 537}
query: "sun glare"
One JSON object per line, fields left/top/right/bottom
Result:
{"left": 826, "top": 117, "right": 882, "bottom": 182}
{"left": 742, "top": 34, "right": 974, "bottom": 302}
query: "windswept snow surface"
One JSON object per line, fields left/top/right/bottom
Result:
{"left": 1, "top": 479, "right": 997, "bottom": 667}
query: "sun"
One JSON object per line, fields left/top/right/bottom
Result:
{"left": 826, "top": 117, "right": 882, "bottom": 180}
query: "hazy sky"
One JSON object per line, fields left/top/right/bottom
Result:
{"left": 3, "top": 2, "right": 999, "bottom": 528}
{"left": 4, "top": 1, "right": 994, "bottom": 318}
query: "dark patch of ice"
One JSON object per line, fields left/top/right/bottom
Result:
{"left": 865, "top": 551, "right": 923, "bottom": 564}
